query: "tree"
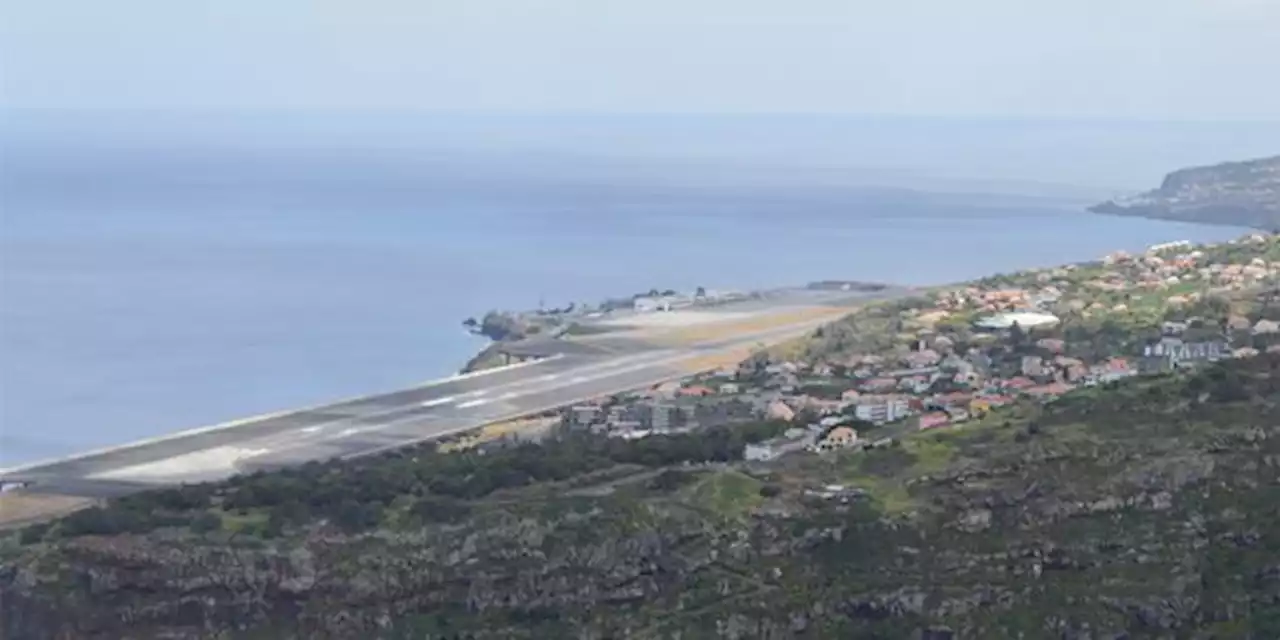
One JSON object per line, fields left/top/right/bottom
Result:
{"left": 59, "top": 506, "right": 141, "bottom": 537}
{"left": 1201, "top": 294, "right": 1232, "bottom": 319}
{"left": 695, "top": 286, "right": 707, "bottom": 299}
{"left": 333, "top": 499, "right": 381, "bottom": 533}
{"left": 477, "top": 311, "right": 524, "bottom": 342}
{"left": 412, "top": 496, "right": 471, "bottom": 523}
{"left": 648, "top": 469, "right": 696, "bottom": 492}
{"left": 739, "top": 351, "right": 771, "bottom": 380}
{"left": 18, "top": 523, "right": 50, "bottom": 545}
{"left": 269, "top": 500, "right": 312, "bottom": 527}
{"left": 1008, "top": 321, "right": 1027, "bottom": 348}
{"left": 190, "top": 511, "right": 222, "bottom": 534}
{"left": 793, "top": 407, "right": 822, "bottom": 426}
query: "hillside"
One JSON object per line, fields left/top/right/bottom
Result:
{"left": 1091, "top": 155, "right": 1280, "bottom": 229}
{"left": 4, "top": 355, "right": 1280, "bottom": 639}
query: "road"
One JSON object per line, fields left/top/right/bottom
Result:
{"left": 0, "top": 286, "right": 915, "bottom": 499}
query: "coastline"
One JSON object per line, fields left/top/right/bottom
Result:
{"left": 1089, "top": 202, "right": 1277, "bottom": 231}
{"left": 0, "top": 189, "right": 1256, "bottom": 468}
{"left": 2, "top": 230, "right": 1274, "bottom": 529}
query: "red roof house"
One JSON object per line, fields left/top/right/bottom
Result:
{"left": 918, "top": 412, "right": 951, "bottom": 430}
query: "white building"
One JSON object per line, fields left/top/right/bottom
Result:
{"left": 633, "top": 297, "right": 671, "bottom": 313}
{"left": 633, "top": 295, "right": 691, "bottom": 313}
{"left": 745, "top": 435, "right": 812, "bottom": 461}
{"left": 854, "top": 397, "right": 911, "bottom": 424}
{"left": 744, "top": 443, "right": 781, "bottom": 462}
{"left": 974, "top": 311, "right": 1061, "bottom": 330}
{"left": 1147, "top": 240, "right": 1192, "bottom": 255}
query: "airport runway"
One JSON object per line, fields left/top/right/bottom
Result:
{"left": 0, "top": 286, "right": 914, "bottom": 499}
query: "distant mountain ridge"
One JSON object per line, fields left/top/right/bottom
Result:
{"left": 1091, "top": 154, "right": 1280, "bottom": 230}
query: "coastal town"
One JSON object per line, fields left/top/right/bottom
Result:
{"left": 538, "top": 232, "right": 1280, "bottom": 461}
{"left": 7, "top": 167, "right": 1280, "bottom": 637}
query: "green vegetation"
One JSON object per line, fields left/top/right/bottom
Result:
{"left": 463, "top": 310, "right": 527, "bottom": 342}
{"left": 6, "top": 356, "right": 1280, "bottom": 638}
{"left": 795, "top": 296, "right": 926, "bottom": 361}
{"left": 679, "top": 469, "right": 763, "bottom": 520}
{"left": 22, "top": 419, "right": 792, "bottom": 542}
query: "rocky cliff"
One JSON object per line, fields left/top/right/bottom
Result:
{"left": 1091, "top": 155, "right": 1280, "bottom": 229}
{"left": 4, "top": 355, "right": 1280, "bottom": 638}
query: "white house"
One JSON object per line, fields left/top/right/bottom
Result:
{"left": 633, "top": 297, "right": 671, "bottom": 313}
{"left": 854, "top": 397, "right": 911, "bottom": 424}
{"left": 744, "top": 443, "right": 781, "bottom": 462}
{"left": 1147, "top": 240, "right": 1192, "bottom": 254}
{"left": 973, "top": 311, "right": 1061, "bottom": 331}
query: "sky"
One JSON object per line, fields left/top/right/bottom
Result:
{"left": 1, "top": 0, "right": 1279, "bottom": 119}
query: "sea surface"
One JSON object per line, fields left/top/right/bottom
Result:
{"left": 1, "top": 112, "right": 1275, "bottom": 466}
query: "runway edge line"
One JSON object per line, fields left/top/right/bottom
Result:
{"left": 0, "top": 355, "right": 563, "bottom": 477}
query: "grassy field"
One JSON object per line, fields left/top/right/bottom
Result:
{"left": 645, "top": 306, "right": 852, "bottom": 347}
{"left": 0, "top": 492, "right": 97, "bottom": 530}
{"left": 437, "top": 417, "right": 559, "bottom": 453}
{"left": 672, "top": 347, "right": 757, "bottom": 374}
{"left": 679, "top": 469, "right": 764, "bottom": 520}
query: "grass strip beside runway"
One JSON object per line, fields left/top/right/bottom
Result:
{"left": 0, "top": 492, "right": 98, "bottom": 530}
{"left": 645, "top": 306, "right": 852, "bottom": 347}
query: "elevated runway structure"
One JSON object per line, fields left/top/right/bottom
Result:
{"left": 0, "top": 286, "right": 914, "bottom": 503}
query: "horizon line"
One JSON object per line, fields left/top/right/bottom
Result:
{"left": 4, "top": 106, "right": 1280, "bottom": 126}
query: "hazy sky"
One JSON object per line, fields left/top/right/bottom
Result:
{"left": 2, "top": 0, "right": 1278, "bottom": 119}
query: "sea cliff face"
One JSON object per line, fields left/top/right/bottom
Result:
{"left": 1091, "top": 155, "right": 1280, "bottom": 229}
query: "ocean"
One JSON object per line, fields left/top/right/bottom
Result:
{"left": 1, "top": 111, "right": 1275, "bottom": 465}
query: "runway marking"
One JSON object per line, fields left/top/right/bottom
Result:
{"left": 338, "top": 427, "right": 362, "bottom": 438}
{"left": 274, "top": 354, "right": 704, "bottom": 451}
{"left": 446, "top": 361, "right": 676, "bottom": 413}
{"left": 299, "top": 426, "right": 325, "bottom": 434}
{"left": 337, "top": 356, "right": 729, "bottom": 450}
{"left": 420, "top": 396, "right": 456, "bottom": 408}
{"left": 412, "top": 353, "right": 566, "bottom": 386}
{"left": 412, "top": 351, "right": 679, "bottom": 402}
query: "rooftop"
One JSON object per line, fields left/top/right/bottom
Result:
{"left": 973, "top": 311, "right": 1061, "bottom": 330}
